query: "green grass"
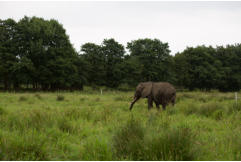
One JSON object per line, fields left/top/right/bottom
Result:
{"left": 0, "top": 90, "right": 240, "bottom": 160}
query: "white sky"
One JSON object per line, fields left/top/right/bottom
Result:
{"left": 1, "top": 1, "right": 241, "bottom": 55}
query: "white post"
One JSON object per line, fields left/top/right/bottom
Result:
{"left": 101, "top": 89, "right": 102, "bottom": 95}
{"left": 235, "top": 92, "right": 237, "bottom": 104}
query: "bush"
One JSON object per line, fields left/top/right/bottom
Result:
{"left": 58, "top": 118, "right": 76, "bottom": 133}
{"left": 166, "top": 106, "right": 176, "bottom": 115}
{"left": 34, "top": 93, "right": 42, "bottom": 100}
{"left": 81, "top": 137, "right": 112, "bottom": 160}
{"left": 7, "top": 108, "right": 54, "bottom": 131}
{"left": 63, "top": 107, "right": 82, "bottom": 120}
{"left": 0, "top": 107, "right": 6, "bottom": 115}
{"left": 79, "top": 97, "right": 86, "bottom": 101}
{"left": 56, "top": 95, "right": 64, "bottom": 101}
{"left": 229, "top": 102, "right": 241, "bottom": 113}
{"left": 199, "top": 102, "right": 223, "bottom": 117}
{"left": 230, "top": 129, "right": 241, "bottom": 160}
{"left": 0, "top": 130, "right": 49, "bottom": 160}
{"left": 19, "top": 96, "right": 27, "bottom": 101}
{"left": 144, "top": 126, "right": 195, "bottom": 160}
{"left": 114, "top": 95, "right": 130, "bottom": 101}
{"left": 112, "top": 117, "right": 145, "bottom": 160}
{"left": 198, "top": 96, "right": 208, "bottom": 103}
{"left": 117, "top": 84, "right": 134, "bottom": 91}
{"left": 95, "top": 97, "right": 100, "bottom": 102}
{"left": 212, "top": 109, "right": 223, "bottom": 120}
{"left": 181, "top": 103, "right": 199, "bottom": 115}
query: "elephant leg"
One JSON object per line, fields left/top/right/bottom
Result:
{"left": 148, "top": 96, "right": 153, "bottom": 110}
{"left": 129, "top": 97, "right": 140, "bottom": 111}
{"left": 154, "top": 101, "right": 160, "bottom": 110}
{"left": 172, "top": 99, "right": 175, "bottom": 106}
{"left": 171, "top": 96, "right": 176, "bottom": 106}
{"left": 162, "top": 103, "right": 167, "bottom": 110}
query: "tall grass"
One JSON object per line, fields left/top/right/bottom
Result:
{"left": 113, "top": 116, "right": 145, "bottom": 160}
{"left": 0, "top": 91, "right": 240, "bottom": 160}
{"left": 144, "top": 126, "right": 195, "bottom": 160}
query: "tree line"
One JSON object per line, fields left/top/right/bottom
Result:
{"left": 1, "top": 16, "right": 241, "bottom": 91}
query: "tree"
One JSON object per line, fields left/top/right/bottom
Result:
{"left": 16, "top": 16, "right": 83, "bottom": 90}
{"left": 81, "top": 43, "right": 105, "bottom": 86}
{"left": 119, "top": 55, "right": 143, "bottom": 86}
{"left": 127, "top": 38, "right": 172, "bottom": 83}
{"left": 174, "top": 46, "right": 222, "bottom": 90}
{"left": 0, "top": 18, "right": 18, "bottom": 90}
{"left": 216, "top": 44, "right": 241, "bottom": 91}
{"left": 101, "top": 38, "right": 125, "bottom": 88}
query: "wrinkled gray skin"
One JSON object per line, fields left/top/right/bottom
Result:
{"left": 129, "top": 82, "right": 176, "bottom": 111}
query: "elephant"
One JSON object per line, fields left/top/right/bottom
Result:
{"left": 129, "top": 82, "right": 176, "bottom": 111}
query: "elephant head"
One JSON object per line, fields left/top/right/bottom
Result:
{"left": 130, "top": 82, "right": 153, "bottom": 110}
{"left": 134, "top": 82, "right": 153, "bottom": 98}
{"left": 129, "top": 82, "right": 176, "bottom": 111}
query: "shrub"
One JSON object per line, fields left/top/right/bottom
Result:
{"left": 95, "top": 97, "right": 100, "bottom": 102}
{"left": 81, "top": 137, "right": 112, "bottom": 160}
{"left": 225, "top": 128, "right": 241, "bottom": 160}
{"left": 19, "top": 96, "right": 27, "bottom": 102}
{"left": 144, "top": 126, "right": 195, "bottom": 160}
{"left": 114, "top": 95, "right": 130, "bottom": 101}
{"left": 166, "top": 106, "right": 176, "bottom": 115}
{"left": 180, "top": 103, "right": 199, "bottom": 115}
{"left": 79, "top": 107, "right": 94, "bottom": 121}
{"left": 7, "top": 108, "right": 54, "bottom": 131}
{"left": 229, "top": 102, "right": 241, "bottom": 113}
{"left": 58, "top": 118, "right": 75, "bottom": 133}
{"left": 34, "top": 93, "right": 42, "bottom": 100}
{"left": 0, "top": 131, "right": 49, "bottom": 160}
{"left": 0, "top": 107, "right": 6, "bottom": 115}
{"left": 175, "top": 93, "right": 191, "bottom": 103}
{"left": 100, "top": 107, "right": 113, "bottom": 122}
{"left": 198, "top": 102, "right": 223, "bottom": 117}
{"left": 198, "top": 96, "right": 208, "bottom": 103}
{"left": 112, "top": 117, "right": 145, "bottom": 160}
{"left": 79, "top": 97, "right": 86, "bottom": 101}
{"left": 63, "top": 107, "right": 82, "bottom": 120}
{"left": 231, "top": 129, "right": 241, "bottom": 160}
{"left": 212, "top": 109, "right": 223, "bottom": 120}
{"left": 57, "top": 95, "right": 64, "bottom": 101}
{"left": 218, "top": 95, "right": 233, "bottom": 102}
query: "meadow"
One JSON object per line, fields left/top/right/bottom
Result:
{"left": 0, "top": 89, "right": 240, "bottom": 160}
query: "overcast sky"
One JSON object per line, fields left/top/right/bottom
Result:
{"left": 1, "top": 1, "right": 241, "bottom": 54}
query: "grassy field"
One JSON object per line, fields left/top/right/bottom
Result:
{"left": 0, "top": 90, "right": 240, "bottom": 160}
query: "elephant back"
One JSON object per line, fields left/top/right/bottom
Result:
{"left": 152, "top": 82, "right": 176, "bottom": 102}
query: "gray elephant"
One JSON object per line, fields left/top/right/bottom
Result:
{"left": 129, "top": 82, "right": 176, "bottom": 111}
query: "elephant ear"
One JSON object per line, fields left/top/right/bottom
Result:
{"left": 141, "top": 82, "right": 152, "bottom": 98}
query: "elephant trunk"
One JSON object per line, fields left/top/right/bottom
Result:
{"left": 129, "top": 96, "right": 139, "bottom": 111}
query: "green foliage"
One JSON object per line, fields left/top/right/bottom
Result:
{"left": 127, "top": 38, "right": 173, "bottom": 83}
{"left": 175, "top": 44, "right": 241, "bottom": 91}
{"left": 228, "top": 102, "right": 241, "bottom": 114}
{"left": 81, "top": 137, "right": 113, "bottom": 160}
{"left": 113, "top": 116, "right": 145, "bottom": 160}
{"left": 1, "top": 16, "right": 85, "bottom": 91}
{"left": 0, "top": 130, "right": 49, "bottom": 160}
{"left": 199, "top": 102, "right": 224, "bottom": 117}
{"left": 0, "top": 18, "right": 18, "bottom": 90}
{"left": 34, "top": 93, "right": 42, "bottom": 100}
{"left": 0, "top": 91, "right": 240, "bottom": 160}
{"left": 0, "top": 106, "right": 6, "bottom": 115}
{"left": 56, "top": 95, "right": 64, "bottom": 101}
{"left": 144, "top": 126, "right": 195, "bottom": 160}
{"left": 58, "top": 118, "right": 76, "bottom": 134}
{"left": 1, "top": 16, "right": 241, "bottom": 91}
{"left": 19, "top": 96, "right": 27, "bottom": 101}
